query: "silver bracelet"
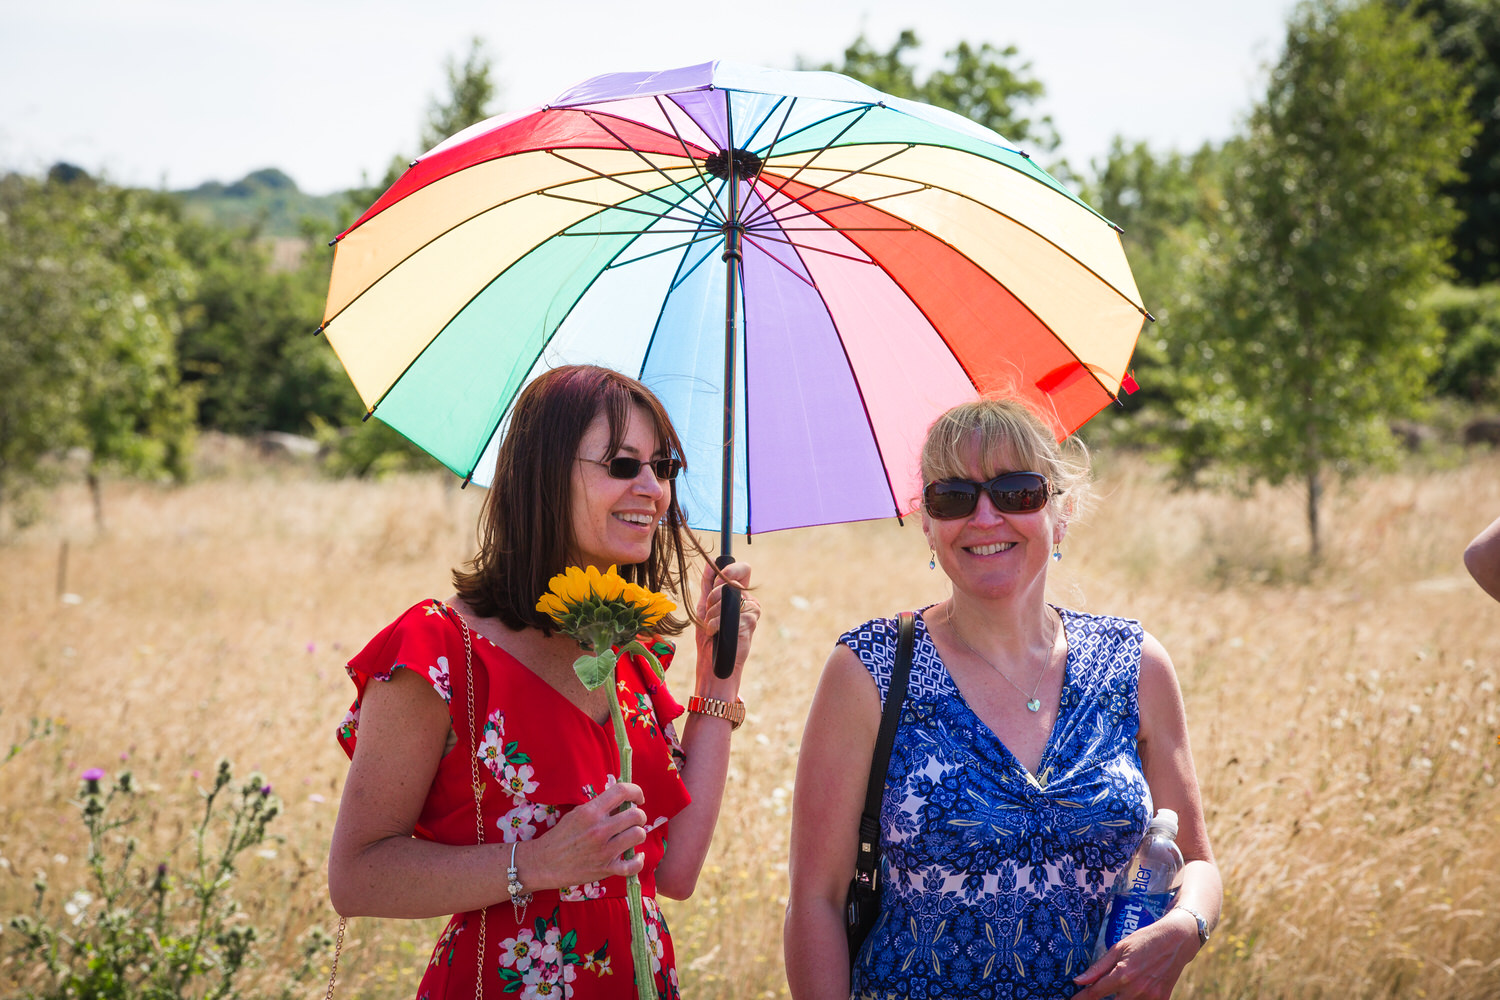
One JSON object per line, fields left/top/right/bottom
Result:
{"left": 1173, "top": 904, "right": 1211, "bottom": 946}
{"left": 507, "top": 841, "right": 532, "bottom": 923}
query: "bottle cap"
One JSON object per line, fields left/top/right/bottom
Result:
{"left": 1148, "top": 808, "right": 1178, "bottom": 837}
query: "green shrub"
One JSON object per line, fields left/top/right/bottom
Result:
{"left": 4, "top": 760, "right": 327, "bottom": 1000}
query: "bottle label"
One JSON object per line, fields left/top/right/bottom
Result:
{"left": 1103, "top": 890, "right": 1176, "bottom": 948}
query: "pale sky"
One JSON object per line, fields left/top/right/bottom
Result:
{"left": 1, "top": 0, "right": 1297, "bottom": 196}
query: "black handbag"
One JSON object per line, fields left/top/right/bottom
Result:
{"left": 844, "top": 611, "right": 915, "bottom": 968}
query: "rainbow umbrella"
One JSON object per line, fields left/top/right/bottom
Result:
{"left": 321, "top": 60, "right": 1148, "bottom": 543}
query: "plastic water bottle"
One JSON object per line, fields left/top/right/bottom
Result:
{"left": 1094, "top": 808, "right": 1184, "bottom": 960}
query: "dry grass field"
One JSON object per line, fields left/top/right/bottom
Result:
{"left": 3, "top": 439, "right": 1498, "bottom": 999}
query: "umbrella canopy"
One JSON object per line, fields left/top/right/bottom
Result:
{"left": 321, "top": 61, "right": 1148, "bottom": 538}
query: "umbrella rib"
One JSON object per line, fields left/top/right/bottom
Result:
{"left": 560, "top": 228, "right": 718, "bottom": 236}
{"left": 742, "top": 229, "right": 887, "bottom": 266}
{"left": 538, "top": 189, "right": 709, "bottom": 231}
{"left": 769, "top": 163, "right": 1150, "bottom": 319}
{"left": 739, "top": 104, "right": 877, "bottom": 229}
{"left": 543, "top": 149, "right": 707, "bottom": 223}
{"left": 606, "top": 231, "right": 725, "bottom": 269}
{"left": 749, "top": 183, "right": 928, "bottom": 230}
{"left": 741, "top": 96, "right": 796, "bottom": 195}
{"left": 666, "top": 237, "right": 725, "bottom": 294}
{"left": 747, "top": 145, "right": 919, "bottom": 226}
{"left": 653, "top": 95, "right": 728, "bottom": 223}
{"left": 579, "top": 109, "right": 725, "bottom": 223}
{"left": 737, "top": 232, "right": 819, "bottom": 289}
{"left": 765, "top": 215, "right": 909, "bottom": 524}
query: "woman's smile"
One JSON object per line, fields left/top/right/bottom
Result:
{"left": 963, "top": 540, "right": 1018, "bottom": 556}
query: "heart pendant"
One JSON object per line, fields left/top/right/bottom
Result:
{"left": 1026, "top": 698, "right": 1041, "bottom": 712}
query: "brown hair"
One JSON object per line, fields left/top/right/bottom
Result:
{"left": 452, "top": 365, "right": 703, "bottom": 635}
{"left": 920, "top": 396, "right": 1093, "bottom": 519}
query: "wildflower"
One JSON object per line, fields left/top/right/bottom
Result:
{"left": 64, "top": 890, "right": 93, "bottom": 925}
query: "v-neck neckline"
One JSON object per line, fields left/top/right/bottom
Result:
{"left": 914, "top": 604, "right": 1071, "bottom": 787}
{"left": 447, "top": 604, "right": 619, "bottom": 731}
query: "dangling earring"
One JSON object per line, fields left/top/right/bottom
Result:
{"left": 1051, "top": 541, "right": 1062, "bottom": 562}
{"left": 929, "top": 549, "right": 937, "bottom": 570}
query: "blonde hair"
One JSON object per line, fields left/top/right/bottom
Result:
{"left": 920, "top": 397, "right": 1093, "bottom": 520}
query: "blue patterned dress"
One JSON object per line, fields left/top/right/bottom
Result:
{"left": 840, "top": 607, "right": 1152, "bottom": 1000}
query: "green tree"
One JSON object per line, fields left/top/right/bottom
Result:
{"left": 812, "top": 30, "right": 1061, "bottom": 166}
{"left": 1174, "top": 0, "right": 1477, "bottom": 561}
{"left": 1396, "top": 0, "right": 1500, "bottom": 284}
{"left": 0, "top": 169, "right": 197, "bottom": 526}
{"left": 421, "top": 36, "right": 501, "bottom": 150}
{"left": 177, "top": 224, "right": 351, "bottom": 435}
{"left": 1083, "top": 139, "right": 1230, "bottom": 435}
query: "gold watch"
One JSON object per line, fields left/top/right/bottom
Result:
{"left": 687, "top": 695, "right": 745, "bottom": 730}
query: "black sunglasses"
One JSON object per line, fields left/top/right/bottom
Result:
{"left": 583, "top": 456, "right": 682, "bottom": 481}
{"left": 923, "top": 471, "right": 1052, "bottom": 520}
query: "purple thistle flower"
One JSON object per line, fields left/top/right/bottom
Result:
{"left": 81, "top": 768, "right": 105, "bottom": 781}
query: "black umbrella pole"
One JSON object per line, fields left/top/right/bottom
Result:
{"left": 714, "top": 163, "right": 744, "bottom": 680}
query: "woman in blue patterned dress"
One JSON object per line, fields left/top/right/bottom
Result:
{"left": 785, "top": 398, "right": 1222, "bottom": 1000}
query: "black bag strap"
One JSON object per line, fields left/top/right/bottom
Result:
{"left": 853, "top": 611, "right": 916, "bottom": 891}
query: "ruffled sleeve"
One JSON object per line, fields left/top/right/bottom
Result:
{"left": 616, "top": 636, "right": 691, "bottom": 819}
{"left": 336, "top": 600, "right": 462, "bottom": 759}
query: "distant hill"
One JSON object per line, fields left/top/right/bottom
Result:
{"left": 174, "top": 168, "right": 346, "bottom": 240}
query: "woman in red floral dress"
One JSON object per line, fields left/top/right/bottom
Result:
{"left": 329, "top": 366, "right": 759, "bottom": 999}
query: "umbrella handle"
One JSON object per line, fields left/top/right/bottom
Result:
{"left": 712, "top": 553, "right": 741, "bottom": 679}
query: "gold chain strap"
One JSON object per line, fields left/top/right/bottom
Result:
{"left": 324, "top": 608, "right": 486, "bottom": 1000}
{"left": 323, "top": 914, "right": 346, "bottom": 1000}
{"left": 456, "top": 609, "right": 487, "bottom": 1000}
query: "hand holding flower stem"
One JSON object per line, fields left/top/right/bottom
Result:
{"left": 538, "top": 565, "right": 674, "bottom": 1000}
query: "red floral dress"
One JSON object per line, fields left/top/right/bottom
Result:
{"left": 338, "top": 601, "right": 691, "bottom": 999}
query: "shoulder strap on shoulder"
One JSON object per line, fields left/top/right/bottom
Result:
{"left": 853, "top": 612, "right": 915, "bottom": 887}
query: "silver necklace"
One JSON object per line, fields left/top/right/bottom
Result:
{"left": 946, "top": 606, "right": 1061, "bottom": 713}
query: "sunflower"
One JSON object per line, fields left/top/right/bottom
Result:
{"left": 534, "top": 564, "right": 677, "bottom": 1000}
{"left": 536, "top": 565, "right": 675, "bottom": 687}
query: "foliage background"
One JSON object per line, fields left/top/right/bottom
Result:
{"left": 2, "top": 2, "right": 1500, "bottom": 997}
{"left": 2, "top": 447, "right": 1497, "bottom": 998}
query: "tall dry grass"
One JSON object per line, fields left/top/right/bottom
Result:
{"left": 2, "top": 440, "right": 1498, "bottom": 999}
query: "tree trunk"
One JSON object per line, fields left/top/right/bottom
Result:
{"left": 88, "top": 468, "right": 105, "bottom": 535}
{"left": 1306, "top": 465, "right": 1322, "bottom": 564}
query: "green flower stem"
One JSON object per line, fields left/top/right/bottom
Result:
{"left": 607, "top": 669, "right": 658, "bottom": 1000}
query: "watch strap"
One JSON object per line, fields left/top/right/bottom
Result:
{"left": 687, "top": 695, "right": 745, "bottom": 730}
